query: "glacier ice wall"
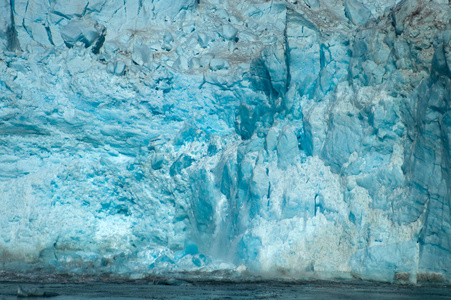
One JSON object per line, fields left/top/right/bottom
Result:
{"left": 0, "top": 0, "right": 450, "bottom": 283}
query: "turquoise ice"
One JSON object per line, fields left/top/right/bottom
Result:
{"left": 0, "top": 0, "right": 450, "bottom": 283}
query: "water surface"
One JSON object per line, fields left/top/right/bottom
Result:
{"left": 1, "top": 281, "right": 450, "bottom": 299}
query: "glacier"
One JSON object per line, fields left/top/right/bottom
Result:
{"left": 0, "top": 0, "right": 450, "bottom": 284}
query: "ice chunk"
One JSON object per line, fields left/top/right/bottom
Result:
{"left": 344, "top": 0, "right": 372, "bottom": 26}
{"left": 277, "top": 125, "right": 299, "bottom": 169}
{"left": 261, "top": 42, "right": 288, "bottom": 98}
{"left": 197, "top": 33, "right": 212, "bottom": 48}
{"left": 60, "top": 18, "right": 105, "bottom": 49}
{"left": 52, "top": 0, "right": 88, "bottom": 19}
{"left": 286, "top": 10, "right": 320, "bottom": 97}
{"left": 107, "top": 60, "right": 126, "bottom": 76}
{"left": 153, "top": 0, "right": 197, "bottom": 19}
{"left": 222, "top": 24, "right": 238, "bottom": 41}
{"left": 305, "top": 0, "right": 320, "bottom": 10}
{"left": 209, "top": 58, "right": 229, "bottom": 71}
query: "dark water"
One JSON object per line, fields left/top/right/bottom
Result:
{"left": 1, "top": 281, "right": 451, "bottom": 300}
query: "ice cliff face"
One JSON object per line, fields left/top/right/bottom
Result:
{"left": 0, "top": 0, "right": 450, "bottom": 283}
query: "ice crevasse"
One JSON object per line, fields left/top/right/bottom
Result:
{"left": 0, "top": 0, "right": 450, "bottom": 283}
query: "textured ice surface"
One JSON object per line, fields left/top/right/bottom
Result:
{"left": 0, "top": 0, "right": 450, "bottom": 284}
